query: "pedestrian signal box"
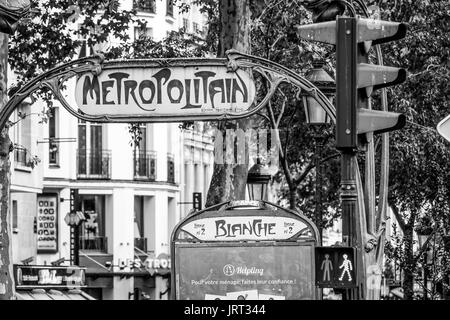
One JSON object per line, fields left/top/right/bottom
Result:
{"left": 315, "top": 247, "right": 356, "bottom": 288}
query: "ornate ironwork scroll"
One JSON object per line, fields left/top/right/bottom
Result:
{"left": 1, "top": 50, "right": 336, "bottom": 128}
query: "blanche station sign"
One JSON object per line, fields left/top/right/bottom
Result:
{"left": 75, "top": 61, "right": 256, "bottom": 119}
{"left": 181, "top": 215, "right": 309, "bottom": 241}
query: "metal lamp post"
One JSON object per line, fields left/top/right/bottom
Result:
{"left": 302, "top": 59, "right": 335, "bottom": 240}
{"left": 247, "top": 160, "right": 272, "bottom": 201}
{"left": 417, "top": 233, "right": 430, "bottom": 300}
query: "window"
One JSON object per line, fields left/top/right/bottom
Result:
{"left": 77, "top": 120, "right": 111, "bottom": 179}
{"left": 166, "top": 0, "right": 174, "bottom": 17}
{"left": 134, "top": 196, "right": 147, "bottom": 252}
{"left": 167, "top": 153, "right": 175, "bottom": 183}
{"left": 134, "top": 26, "right": 153, "bottom": 40}
{"left": 79, "top": 195, "right": 107, "bottom": 252}
{"left": 48, "top": 107, "right": 59, "bottom": 166}
{"left": 12, "top": 200, "right": 18, "bottom": 233}
{"left": 134, "top": 0, "right": 156, "bottom": 13}
{"left": 193, "top": 22, "right": 200, "bottom": 34}
{"left": 183, "top": 18, "right": 189, "bottom": 32}
{"left": 77, "top": 24, "right": 108, "bottom": 58}
{"left": 15, "top": 102, "right": 32, "bottom": 168}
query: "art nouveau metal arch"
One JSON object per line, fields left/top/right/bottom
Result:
{"left": 0, "top": 50, "right": 335, "bottom": 129}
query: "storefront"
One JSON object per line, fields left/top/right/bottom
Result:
{"left": 80, "top": 252, "right": 170, "bottom": 300}
{"left": 14, "top": 265, "right": 95, "bottom": 300}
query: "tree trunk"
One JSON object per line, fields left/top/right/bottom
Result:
{"left": 206, "top": 0, "right": 251, "bottom": 206}
{"left": 0, "top": 32, "right": 15, "bottom": 300}
{"left": 403, "top": 223, "right": 415, "bottom": 300}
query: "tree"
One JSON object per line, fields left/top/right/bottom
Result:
{"left": 0, "top": 0, "right": 30, "bottom": 301}
{"left": 203, "top": 0, "right": 255, "bottom": 206}
{"left": 372, "top": 0, "right": 450, "bottom": 300}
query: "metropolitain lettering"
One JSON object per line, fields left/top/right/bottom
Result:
{"left": 81, "top": 68, "right": 250, "bottom": 111}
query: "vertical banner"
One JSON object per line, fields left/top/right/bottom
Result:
{"left": 37, "top": 194, "right": 58, "bottom": 253}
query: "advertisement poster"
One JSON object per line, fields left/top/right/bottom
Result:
{"left": 176, "top": 244, "right": 315, "bottom": 300}
{"left": 37, "top": 194, "right": 58, "bottom": 252}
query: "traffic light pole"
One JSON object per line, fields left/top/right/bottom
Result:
{"left": 336, "top": 17, "right": 360, "bottom": 300}
{"left": 298, "top": 13, "right": 407, "bottom": 300}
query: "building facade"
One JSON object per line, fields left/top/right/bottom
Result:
{"left": 10, "top": 0, "right": 212, "bottom": 300}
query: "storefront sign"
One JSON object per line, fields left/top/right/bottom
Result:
{"left": 181, "top": 216, "right": 309, "bottom": 241}
{"left": 37, "top": 194, "right": 58, "bottom": 253}
{"left": 116, "top": 253, "right": 171, "bottom": 276}
{"left": 75, "top": 64, "right": 256, "bottom": 118}
{"left": 14, "top": 265, "right": 86, "bottom": 289}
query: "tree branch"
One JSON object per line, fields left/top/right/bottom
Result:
{"left": 292, "top": 153, "right": 340, "bottom": 185}
{"left": 266, "top": 100, "right": 296, "bottom": 209}
{"left": 389, "top": 202, "right": 407, "bottom": 233}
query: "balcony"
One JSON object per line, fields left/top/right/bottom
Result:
{"left": 79, "top": 236, "right": 108, "bottom": 253}
{"left": 167, "top": 153, "right": 175, "bottom": 183}
{"left": 134, "top": 151, "right": 157, "bottom": 181}
{"left": 14, "top": 147, "right": 31, "bottom": 167}
{"left": 134, "top": 237, "right": 148, "bottom": 252}
{"left": 77, "top": 150, "right": 111, "bottom": 180}
{"left": 134, "top": 0, "right": 156, "bottom": 13}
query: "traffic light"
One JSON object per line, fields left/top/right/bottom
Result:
{"left": 297, "top": 17, "right": 408, "bottom": 150}
{"left": 315, "top": 246, "right": 357, "bottom": 288}
{"left": 193, "top": 192, "right": 202, "bottom": 211}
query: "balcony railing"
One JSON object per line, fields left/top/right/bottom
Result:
{"left": 77, "top": 149, "right": 111, "bottom": 180}
{"left": 79, "top": 236, "right": 108, "bottom": 253}
{"left": 14, "top": 147, "right": 31, "bottom": 167}
{"left": 134, "top": 238, "right": 148, "bottom": 252}
{"left": 167, "top": 153, "right": 175, "bottom": 183}
{"left": 134, "top": 151, "right": 157, "bottom": 181}
{"left": 134, "top": 0, "right": 156, "bottom": 13}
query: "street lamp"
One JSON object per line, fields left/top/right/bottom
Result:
{"left": 247, "top": 160, "right": 271, "bottom": 201}
{"left": 302, "top": 59, "right": 335, "bottom": 240}
{"left": 302, "top": 59, "right": 335, "bottom": 125}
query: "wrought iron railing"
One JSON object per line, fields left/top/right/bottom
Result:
{"left": 79, "top": 236, "right": 108, "bottom": 253}
{"left": 134, "top": 151, "right": 157, "bottom": 181}
{"left": 77, "top": 149, "right": 111, "bottom": 179}
{"left": 134, "top": 238, "right": 148, "bottom": 252}
{"left": 134, "top": 0, "right": 156, "bottom": 13}
{"left": 167, "top": 153, "right": 175, "bottom": 183}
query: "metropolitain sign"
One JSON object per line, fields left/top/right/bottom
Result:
{"left": 74, "top": 59, "right": 256, "bottom": 120}
{"left": 0, "top": 52, "right": 335, "bottom": 129}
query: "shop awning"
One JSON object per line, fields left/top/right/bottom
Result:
{"left": 16, "top": 288, "right": 96, "bottom": 300}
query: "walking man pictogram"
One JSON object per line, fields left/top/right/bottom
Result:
{"left": 338, "top": 254, "right": 353, "bottom": 282}
{"left": 320, "top": 254, "right": 333, "bottom": 282}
